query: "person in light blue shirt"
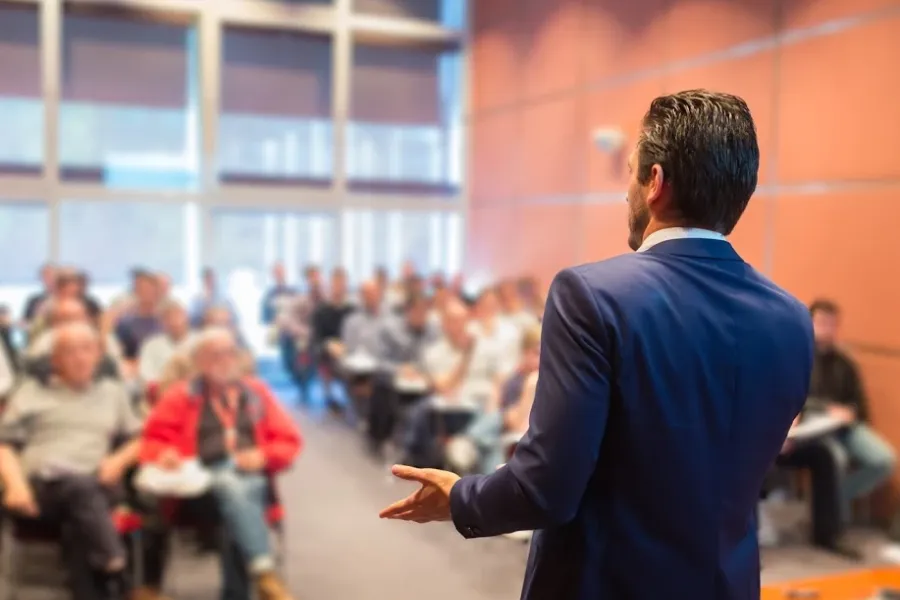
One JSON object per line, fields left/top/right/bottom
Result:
{"left": 190, "top": 268, "right": 237, "bottom": 329}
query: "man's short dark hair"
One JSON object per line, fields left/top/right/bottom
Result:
{"left": 638, "top": 89, "right": 759, "bottom": 235}
{"left": 809, "top": 299, "right": 840, "bottom": 317}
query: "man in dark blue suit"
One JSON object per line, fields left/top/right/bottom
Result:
{"left": 380, "top": 90, "right": 814, "bottom": 600}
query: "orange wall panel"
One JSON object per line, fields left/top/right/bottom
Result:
{"left": 516, "top": 202, "right": 583, "bottom": 283}
{"left": 782, "top": 0, "right": 900, "bottom": 30}
{"left": 581, "top": 0, "right": 669, "bottom": 81}
{"left": 470, "top": 19, "right": 523, "bottom": 113}
{"left": 727, "top": 194, "right": 771, "bottom": 270}
{"left": 586, "top": 78, "right": 665, "bottom": 192}
{"left": 520, "top": 94, "right": 588, "bottom": 200}
{"left": 469, "top": 112, "right": 521, "bottom": 206}
{"left": 466, "top": 206, "right": 521, "bottom": 280}
{"left": 521, "top": 0, "right": 584, "bottom": 101}
{"left": 771, "top": 189, "right": 900, "bottom": 349}
{"left": 776, "top": 15, "right": 900, "bottom": 183}
{"left": 855, "top": 353, "right": 900, "bottom": 496}
{"left": 579, "top": 202, "right": 631, "bottom": 264}
{"left": 663, "top": 50, "right": 777, "bottom": 185}
{"left": 664, "top": 0, "right": 777, "bottom": 60}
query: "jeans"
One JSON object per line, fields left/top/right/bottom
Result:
{"left": 208, "top": 464, "right": 272, "bottom": 577}
{"left": 827, "top": 423, "right": 897, "bottom": 521}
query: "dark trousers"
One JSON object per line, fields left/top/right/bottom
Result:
{"left": 367, "top": 377, "right": 397, "bottom": 448}
{"left": 777, "top": 440, "right": 843, "bottom": 548}
{"left": 30, "top": 473, "right": 127, "bottom": 600}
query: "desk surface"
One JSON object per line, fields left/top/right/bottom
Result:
{"left": 762, "top": 568, "right": 900, "bottom": 599}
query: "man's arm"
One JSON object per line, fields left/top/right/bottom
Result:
{"left": 0, "top": 384, "right": 35, "bottom": 491}
{"left": 140, "top": 386, "right": 187, "bottom": 463}
{"left": 254, "top": 382, "right": 303, "bottom": 472}
{"left": 449, "top": 269, "right": 611, "bottom": 537}
{"left": 841, "top": 355, "right": 869, "bottom": 422}
{"left": 429, "top": 342, "right": 474, "bottom": 396}
{"left": 108, "top": 385, "right": 144, "bottom": 468}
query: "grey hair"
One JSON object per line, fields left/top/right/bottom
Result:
{"left": 190, "top": 326, "right": 236, "bottom": 357}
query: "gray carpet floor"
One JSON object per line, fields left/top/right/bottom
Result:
{"left": 164, "top": 408, "right": 891, "bottom": 600}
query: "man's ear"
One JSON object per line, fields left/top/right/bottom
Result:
{"left": 645, "top": 164, "right": 667, "bottom": 210}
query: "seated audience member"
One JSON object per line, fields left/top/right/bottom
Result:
{"left": 468, "top": 287, "right": 521, "bottom": 377}
{"left": 73, "top": 271, "right": 104, "bottom": 323}
{"left": 141, "top": 327, "right": 301, "bottom": 600}
{"left": 22, "top": 263, "right": 57, "bottom": 327}
{"left": 331, "top": 280, "right": 383, "bottom": 362}
{"left": 0, "top": 322, "right": 142, "bottom": 600}
{"left": 190, "top": 268, "right": 236, "bottom": 329}
{"left": 272, "top": 266, "right": 321, "bottom": 405}
{"left": 24, "top": 298, "right": 121, "bottom": 383}
{"left": 517, "top": 275, "right": 545, "bottom": 320}
{"left": 261, "top": 263, "right": 295, "bottom": 330}
{"left": 115, "top": 271, "right": 163, "bottom": 365}
{"left": 497, "top": 279, "right": 540, "bottom": 333}
{"left": 0, "top": 324, "right": 14, "bottom": 401}
{"left": 774, "top": 417, "right": 848, "bottom": 555}
{"left": 139, "top": 301, "right": 192, "bottom": 383}
{"left": 155, "top": 273, "right": 172, "bottom": 305}
{"left": 808, "top": 299, "right": 896, "bottom": 518}
{"left": 449, "top": 273, "right": 474, "bottom": 306}
{"left": 365, "top": 293, "right": 440, "bottom": 453}
{"left": 446, "top": 325, "right": 541, "bottom": 474}
{"left": 402, "top": 299, "right": 504, "bottom": 468}
{"left": 312, "top": 267, "right": 355, "bottom": 406}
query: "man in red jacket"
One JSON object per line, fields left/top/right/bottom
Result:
{"left": 141, "top": 327, "right": 301, "bottom": 600}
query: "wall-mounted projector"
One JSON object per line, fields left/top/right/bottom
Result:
{"left": 592, "top": 127, "right": 626, "bottom": 153}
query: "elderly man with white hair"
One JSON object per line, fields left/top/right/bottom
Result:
{"left": 0, "top": 321, "right": 142, "bottom": 600}
{"left": 141, "top": 327, "right": 301, "bottom": 600}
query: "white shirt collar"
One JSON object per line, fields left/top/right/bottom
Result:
{"left": 637, "top": 227, "right": 728, "bottom": 253}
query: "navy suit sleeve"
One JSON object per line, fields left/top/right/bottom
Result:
{"left": 449, "top": 268, "right": 612, "bottom": 538}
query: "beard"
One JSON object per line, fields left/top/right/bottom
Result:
{"left": 626, "top": 189, "right": 651, "bottom": 251}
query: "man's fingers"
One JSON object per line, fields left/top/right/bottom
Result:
{"left": 379, "top": 493, "right": 420, "bottom": 519}
{"left": 390, "top": 464, "right": 435, "bottom": 485}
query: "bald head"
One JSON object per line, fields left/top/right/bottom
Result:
{"left": 51, "top": 321, "right": 101, "bottom": 388}
{"left": 47, "top": 297, "right": 88, "bottom": 327}
{"left": 360, "top": 280, "right": 381, "bottom": 313}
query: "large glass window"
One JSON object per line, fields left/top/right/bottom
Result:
{"left": 0, "top": 202, "right": 49, "bottom": 315}
{"left": 348, "top": 43, "right": 463, "bottom": 190}
{"left": 0, "top": 5, "right": 42, "bottom": 170}
{"left": 211, "top": 209, "right": 338, "bottom": 283}
{"left": 59, "top": 11, "right": 196, "bottom": 189}
{"left": 343, "top": 209, "right": 462, "bottom": 283}
{"left": 219, "top": 28, "right": 333, "bottom": 182}
{"left": 58, "top": 201, "right": 193, "bottom": 295}
{"left": 210, "top": 209, "right": 337, "bottom": 336}
{"left": 353, "top": 0, "right": 467, "bottom": 28}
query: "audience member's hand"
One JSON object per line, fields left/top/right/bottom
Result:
{"left": 827, "top": 403, "right": 855, "bottom": 424}
{"left": 326, "top": 339, "right": 345, "bottom": 359}
{"left": 235, "top": 448, "right": 266, "bottom": 472}
{"left": 98, "top": 456, "right": 127, "bottom": 486}
{"left": 3, "top": 484, "right": 39, "bottom": 517}
{"left": 158, "top": 448, "right": 182, "bottom": 471}
{"left": 398, "top": 364, "right": 422, "bottom": 381}
{"left": 379, "top": 465, "right": 460, "bottom": 523}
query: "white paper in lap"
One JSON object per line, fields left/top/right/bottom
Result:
{"left": 788, "top": 414, "right": 844, "bottom": 441}
{"left": 135, "top": 458, "right": 213, "bottom": 498}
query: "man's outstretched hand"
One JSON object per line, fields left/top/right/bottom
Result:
{"left": 379, "top": 465, "right": 461, "bottom": 523}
